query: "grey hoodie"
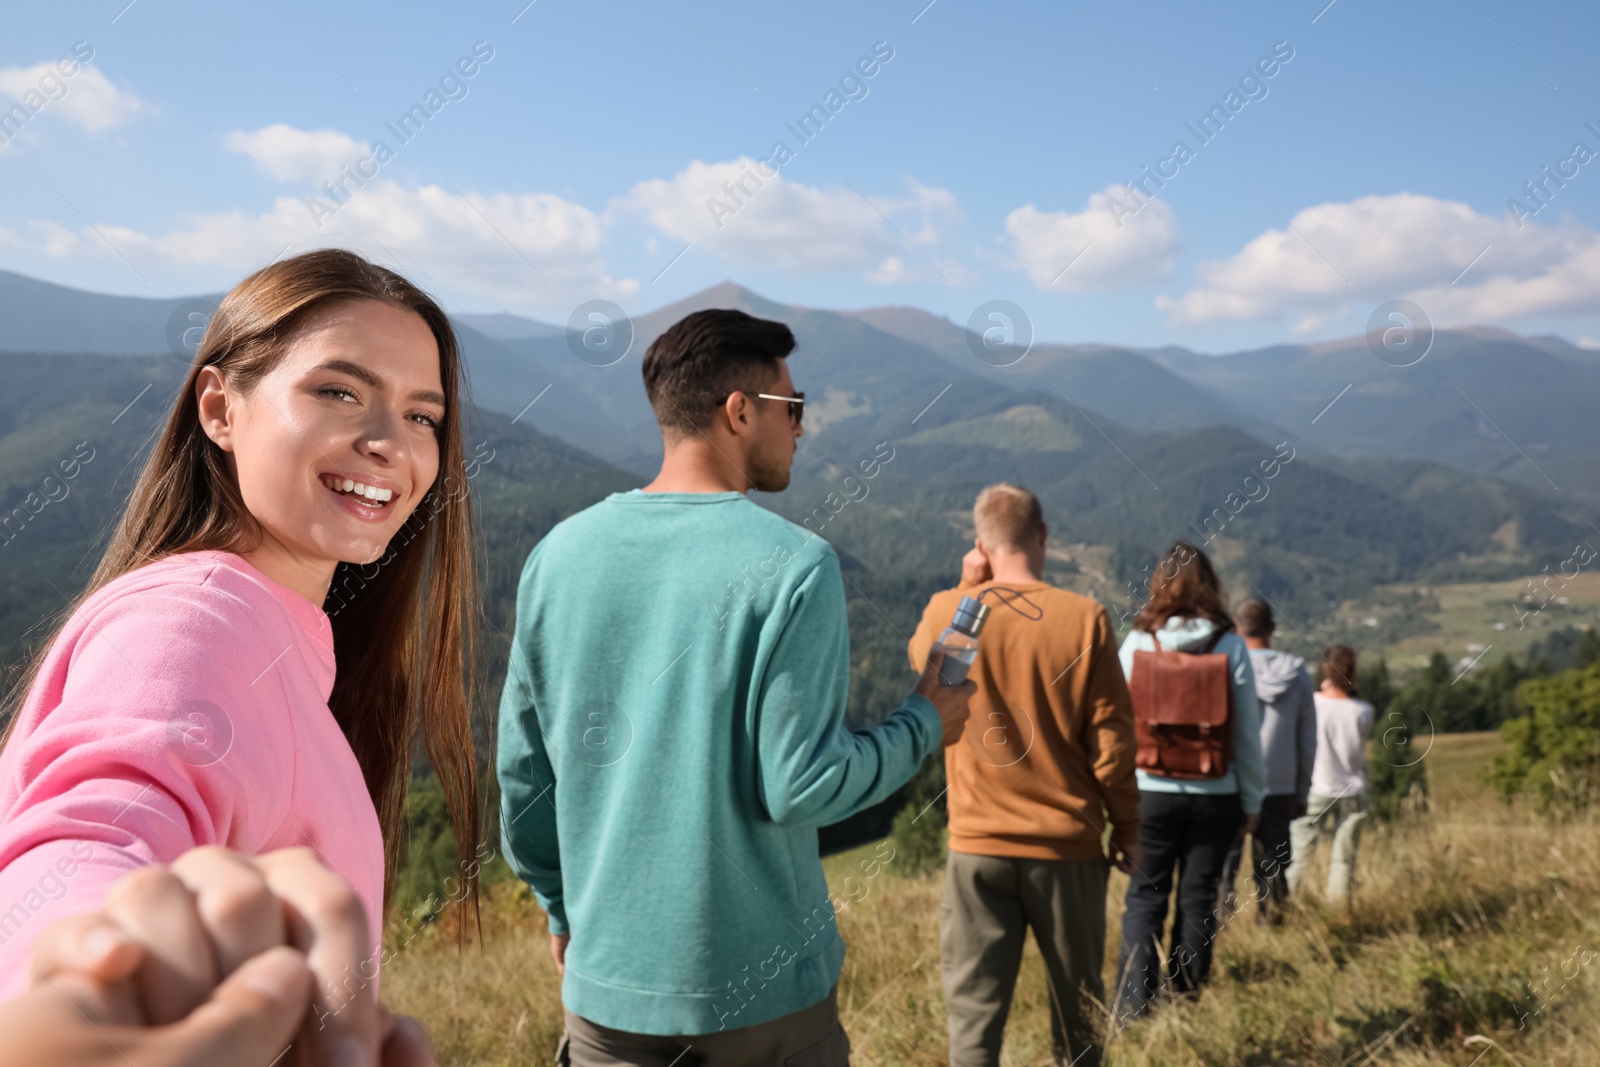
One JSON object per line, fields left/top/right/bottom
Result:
{"left": 1249, "top": 647, "right": 1316, "bottom": 801}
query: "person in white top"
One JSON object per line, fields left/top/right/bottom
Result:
{"left": 1287, "top": 645, "right": 1375, "bottom": 903}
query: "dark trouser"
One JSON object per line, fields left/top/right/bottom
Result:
{"left": 1216, "top": 794, "right": 1297, "bottom": 922}
{"left": 557, "top": 984, "right": 849, "bottom": 1066}
{"left": 940, "top": 852, "right": 1108, "bottom": 1067}
{"left": 1114, "top": 791, "right": 1243, "bottom": 1023}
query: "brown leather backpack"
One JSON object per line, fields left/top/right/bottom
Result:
{"left": 1129, "top": 624, "right": 1234, "bottom": 779}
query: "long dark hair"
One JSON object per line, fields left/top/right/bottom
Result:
{"left": 1134, "top": 539, "right": 1232, "bottom": 634}
{"left": 2, "top": 249, "right": 481, "bottom": 917}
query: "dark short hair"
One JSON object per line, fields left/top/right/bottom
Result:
{"left": 641, "top": 309, "right": 795, "bottom": 435}
{"left": 1233, "top": 597, "right": 1274, "bottom": 638}
{"left": 1320, "top": 644, "right": 1360, "bottom": 696}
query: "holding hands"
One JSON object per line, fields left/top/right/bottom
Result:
{"left": 4, "top": 846, "right": 434, "bottom": 1067}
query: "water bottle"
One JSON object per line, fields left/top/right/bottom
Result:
{"left": 937, "top": 595, "right": 990, "bottom": 685}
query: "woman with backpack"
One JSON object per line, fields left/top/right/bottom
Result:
{"left": 1112, "top": 540, "right": 1266, "bottom": 1022}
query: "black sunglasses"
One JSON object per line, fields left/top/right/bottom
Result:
{"left": 716, "top": 389, "right": 805, "bottom": 424}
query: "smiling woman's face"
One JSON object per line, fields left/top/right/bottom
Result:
{"left": 196, "top": 298, "right": 447, "bottom": 603}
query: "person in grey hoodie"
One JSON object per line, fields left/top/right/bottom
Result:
{"left": 1215, "top": 598, "right": 1315, "bottom": 923}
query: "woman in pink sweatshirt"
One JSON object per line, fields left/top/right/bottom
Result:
{"left": 0, "top": 249, "right": 483, "bottom": 1064}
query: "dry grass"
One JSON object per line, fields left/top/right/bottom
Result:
{"left": 383, "top": 733, "right": 1600, "bottom": 1064}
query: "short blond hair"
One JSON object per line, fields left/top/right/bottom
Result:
{"left": 973, "top": 483, "right": 1043, "bottom": 551}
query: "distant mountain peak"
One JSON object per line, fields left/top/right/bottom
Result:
{"left": 685, "top": 280, "right": 768, "bottom": 304}
{"left": 632, "top": 282, "right": 800, "bottom": 343}
{"left": 844, "top": 304, "right": 968, "bottom": 360}
{"left": 454, "top": 310, "right": 561, "bottom": 341}
{"left": 1303, "top": 323, "right": 1529, "bottom": 357}
{"left": 654, "top": 281, "right": 795, "bottom": 317}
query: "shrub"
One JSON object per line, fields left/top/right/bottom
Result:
{"left": 1487, "top": 662, "right": 1600, "bottom": 813}
{"left": 1364, "top": 658, "right": 1431, "bottom": 821}
{"left": 887, "top": 754, "right": 947, "bottom": 877}
{"left": 394, "top": 774, "right": 515, "bottom": 920}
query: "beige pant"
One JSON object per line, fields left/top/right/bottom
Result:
{"left": 557, "top": 984, "right": 849, "bottom": 1067}
{"left": 1287, "top": 790, "right": 1369, "bottom": 901}
{"left": 940, "top": 852, "right": 1108, "bottom": 1067}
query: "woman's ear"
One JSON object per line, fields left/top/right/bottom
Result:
{"left": 194, "top": 367, "right": 235, "bottom": 453}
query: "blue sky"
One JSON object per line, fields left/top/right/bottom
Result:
{"left": 3, "top": 0, "right": 1599, "bottom": 351}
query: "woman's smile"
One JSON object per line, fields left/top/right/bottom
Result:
{"left": 318, "top": 471, "right": 401, "bottom": 522}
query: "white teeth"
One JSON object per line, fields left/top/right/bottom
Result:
{"left": 324, "top": 476, "right": 393, "bottom": 504}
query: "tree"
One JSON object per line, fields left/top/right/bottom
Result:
{"left": 1364, "top": 658, "right": 1430, "bottom": 821}
{"left": 887, "top": 754, "right": 948, "bottom": 877}
{"left": 1487, "top": 663, "right": 1600, "bottom": 813}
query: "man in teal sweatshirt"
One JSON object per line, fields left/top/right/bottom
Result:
{"left": 497, "top": 309, "right": 974, "bottom": 1065}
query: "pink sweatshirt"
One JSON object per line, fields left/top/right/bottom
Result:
{"left": 0, "top": 550, "right": 384, "bottom": 1000}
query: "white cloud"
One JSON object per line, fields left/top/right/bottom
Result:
{"left": 34, "top": 180, "right": 636, "bottom": 307}
{"left": 1006, "top": 185, "right": 1181, "bottom": 291}
{"left": 226, "top": 124, "right": 369, "bottom": 183}
{"left": 866, "top": 253, "right": 977, "bottom": 287}
{"left": 616, "top": 159, "right": 966, "bottom": 282}
{"left": 1159, "top": 192, "right": 1600, "bottom": 331}
{"left": 0, "top": 62, "right": 145, "bottom": 132}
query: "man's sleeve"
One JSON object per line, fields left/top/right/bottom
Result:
{"left": 1080, "top": 608, "right": 1140, "bottom": 855}
{"left": 1294, "top": 670, "right": 1317, "bottom": 805}
{"left": 495, "top": 572, "right": 567, "bottom": 937}
{"left": 760, "top": 551, "right": 941, "bottom": 827}
{"left": 1229, "top": 640, "right": 1266, "bottom": 816}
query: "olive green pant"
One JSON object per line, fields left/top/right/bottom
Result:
{"left": 557, "top": 984, "right": 849, "bottom": 1066}
{"left": 940, "top": 852, "right": 1108, "bottom": 1067}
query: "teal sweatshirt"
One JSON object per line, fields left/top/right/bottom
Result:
{"left": 496, "top": 489, "right": 942, "bottom": 1035}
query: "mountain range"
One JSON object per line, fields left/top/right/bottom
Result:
{"left": 1, "top": 268, "right": 1594, "bottom": 712}
{"left": 10, "top": 268, "right": 1595, "bottom": 503}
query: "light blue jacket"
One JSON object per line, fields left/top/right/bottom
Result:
{"left": 1118, "top": 616, "right": 1266, "bottom": 814}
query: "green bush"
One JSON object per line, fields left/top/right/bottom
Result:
{"left": 1487, "top": 662, "right": 1600, "bottom": 813}
{"left": 393, "top": 775, "right": 515, "bottom": 920}
{"left": 887, "top": 754, "right": 947, "bottom": 878}
{"left": 1364, "top": 658, "right": 1431, "bottom": 821}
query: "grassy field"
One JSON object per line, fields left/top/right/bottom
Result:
{"left": 1330, "top": 573, "right": 1600, "bottom": 675}
{"left": 383, "top": 732, "right": 1600, "bottom": 1065}
{"left": 1045, "top": 538, "right": 1600, "bottom": 682}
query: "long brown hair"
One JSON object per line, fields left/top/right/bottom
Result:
{"left": 1, "top": 248, "right": 481, "bottom": 916}
{"left": 1134, "top": 539, "right": 1232, "bottom": 634}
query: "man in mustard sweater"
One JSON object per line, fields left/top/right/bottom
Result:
{"left": 908, "top": 484, "right": 1139, "bottom": 1067}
